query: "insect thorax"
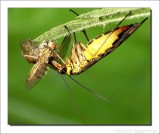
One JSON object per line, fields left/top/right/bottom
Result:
{"left": 65, "top": 43, "right": 88, "bottom": 75}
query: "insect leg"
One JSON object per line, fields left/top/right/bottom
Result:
{"left": 64, "top": 24, "right": 94, "bottom": 57}
{"left": 52, "top": 26, "right": 72, "bottom": 64}
{"left": 93, "top": 12, "right": 132, "bottom": 56}
{"left": 73, "top": 32, "right": 77, "bottom": 44}
{"left": 69, "top": 9, "right": 90, "bottom": 42}
{"left": 60, "top": 74, "right": 87, "bottom": 124}
{"left": 64, "top": 25, "right": 76, "bottom": 48}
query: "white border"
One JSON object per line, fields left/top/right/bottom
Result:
{"left": 1, "top": 1, "right": 159, "bottom": 134}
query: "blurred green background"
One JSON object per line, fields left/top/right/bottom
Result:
{"left": 8, "top": 8, "right": 151, "bottom": 125}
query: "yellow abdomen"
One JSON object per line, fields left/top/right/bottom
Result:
{"left": 84, "top": 26, "right": 129, "bottom": 61}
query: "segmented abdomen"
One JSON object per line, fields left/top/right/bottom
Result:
{"left": 84, "top": 26, "right": 130, "bottom": 61}
{"left": 65, "top": 26, "right": 131, "bottom": 75}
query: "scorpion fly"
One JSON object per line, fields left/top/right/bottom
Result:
{"left": 21, "top": 13, "right": 148, "bottom": 92}
{"left": 61, "top": 17, "right": 148, "bottom": 76}
{"left": 21, "top": 11, "right": 148, "bottom": 123}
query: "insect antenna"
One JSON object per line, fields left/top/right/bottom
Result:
{"left": 68, "top": 75, "right": 109, "bottom": 102}
{"left": 60, "top": 73, "right": 87, "bottom": 124}
{"left": 69, "top": 9, "right": 90, "bottom": 42}
{"left": 112, "top": 11, "right": 132, "bottom": 29}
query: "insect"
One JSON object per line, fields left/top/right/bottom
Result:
{"left": 20, "top": 34, "right": 71, "bottom": 90}
{"left": 63, "top": 11, "right": 148, "bottom": 75}
{"left": 21, "top": 14, "right": 147, "bottom": 90}
{"left": 21, "top": 11, "right": 148, "bottom": 123}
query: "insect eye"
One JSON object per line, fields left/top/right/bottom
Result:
{"left": 52, "top": 43, "right": 56, "bottom": 49}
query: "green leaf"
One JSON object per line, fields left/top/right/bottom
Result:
{"left": 33, "top": 8, "right": 151, "bottom": 44}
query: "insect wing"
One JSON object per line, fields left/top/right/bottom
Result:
{"left": 20, "top": 40, "right": 39, "bottom": 63}
{"left": 102, "top": 18, "right": 148, "bottom": 56}
{"left": 57, "top": 34, "right": 71, "bottom": 59}
{"left": 25, "top": 56, "right": 48, "bottom": 90}
{"left": 80, "top": 18, "right": 148, "bottom": 73}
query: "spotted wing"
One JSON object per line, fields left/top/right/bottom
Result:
{"left": 25, "top": 58, "right": 48, "bottom": 90}
{"left": 20, "top": 40, "right": 39, "bottom": 63}
{"left": 57, "top": 34, "right": 71, "bottom": 60}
